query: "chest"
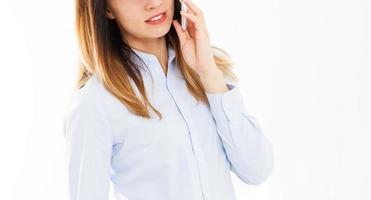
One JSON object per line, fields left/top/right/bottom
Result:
{"left": 113, "top": 68, "right": 220, "bottom": 159}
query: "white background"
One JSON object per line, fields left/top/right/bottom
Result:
{"left": 0, "top": 0, "right": 370, "bottom": 199}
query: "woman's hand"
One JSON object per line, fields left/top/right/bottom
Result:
{"left": 172, "top": 0, "right": 219, "bottom": 76}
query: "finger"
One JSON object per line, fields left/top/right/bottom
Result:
{"left": 186, "top": 5, "right": 196, "bottom": 16}
{"left": 180, "top": 0, "right": 196, "bottom": 16}
{"left": 181, "top": 0, "right": 202, "bottom": 16}
{"left": 180, "top": 11, "right": 198, "bottom": 24}
{"left": 180, "top": 11, "right": 200, "bottom": 29}
{"left": 172, "top": 20, "right": 190, "bottom": 42}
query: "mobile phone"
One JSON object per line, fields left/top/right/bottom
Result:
{"left": 180, "top": 0, "right": 187, "bottom": 30}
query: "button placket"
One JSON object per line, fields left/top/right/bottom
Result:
{"left": 147, "top": 56, "right": 166, "bottom": 87}
{"left": 165, "top": 82, "right": 209, "bottom": 200}
{"left": 183, "top": 111, "right": 210, "bottom": 200}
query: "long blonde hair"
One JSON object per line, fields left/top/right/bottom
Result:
{"left": 75, "top": 0, "right": 238, "bottom": 119}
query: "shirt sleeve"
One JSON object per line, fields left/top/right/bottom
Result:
{"left": 205, "top": 83, "right": 274, "bottom": 185}
{"left": 63, "top": 102, "right": 113, "bottom": 200}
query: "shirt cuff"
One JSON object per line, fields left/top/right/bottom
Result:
{"left": 205, "top": 83, "right": 249, "bottom": 121}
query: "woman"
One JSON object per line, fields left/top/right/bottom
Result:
{"left": 63, "top": 0, "right": 274, "bottom": 199}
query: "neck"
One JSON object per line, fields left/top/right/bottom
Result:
{"left": 125, "top": 35, "right": 169, "bottom": 75}
{"left": 126, "top": 35, "right": 167, "bottom": 60}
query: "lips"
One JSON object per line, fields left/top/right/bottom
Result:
{"left": 145, "top": 11, "right": 166, "bottom": 22}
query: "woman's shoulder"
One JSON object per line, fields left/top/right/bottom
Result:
{"left": 63, "top": 75, "right": 130, "bottom": 125}
{"left": 62, "top": 75, "right": 118, "bottom": 143}
{"left": 62, "top": 76, "right": 108, "bottom": 125}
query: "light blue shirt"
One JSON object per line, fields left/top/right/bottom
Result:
{"left": 63, "top": 44, "right": 274, "bottom": 200}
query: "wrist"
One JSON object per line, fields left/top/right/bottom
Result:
{"left": 198, "top": 67, "right": 228, "bottom": 94}
{"left": 198, "top": 66, "right": 223, "bottom": 79}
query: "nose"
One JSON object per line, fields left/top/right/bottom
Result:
{"left": 145, "top": 0, "right": 163, "bottom": 10}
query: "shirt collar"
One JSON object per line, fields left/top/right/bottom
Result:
{"left": 131, "top": 44, "right": 176, "bottom": 66}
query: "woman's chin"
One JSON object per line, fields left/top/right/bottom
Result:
{"left": 146, "top": 24, "right": 172, "bottom": 37}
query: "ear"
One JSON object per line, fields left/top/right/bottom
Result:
{"left": 106, "top": 8, "right": 115, "bottom": 19}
